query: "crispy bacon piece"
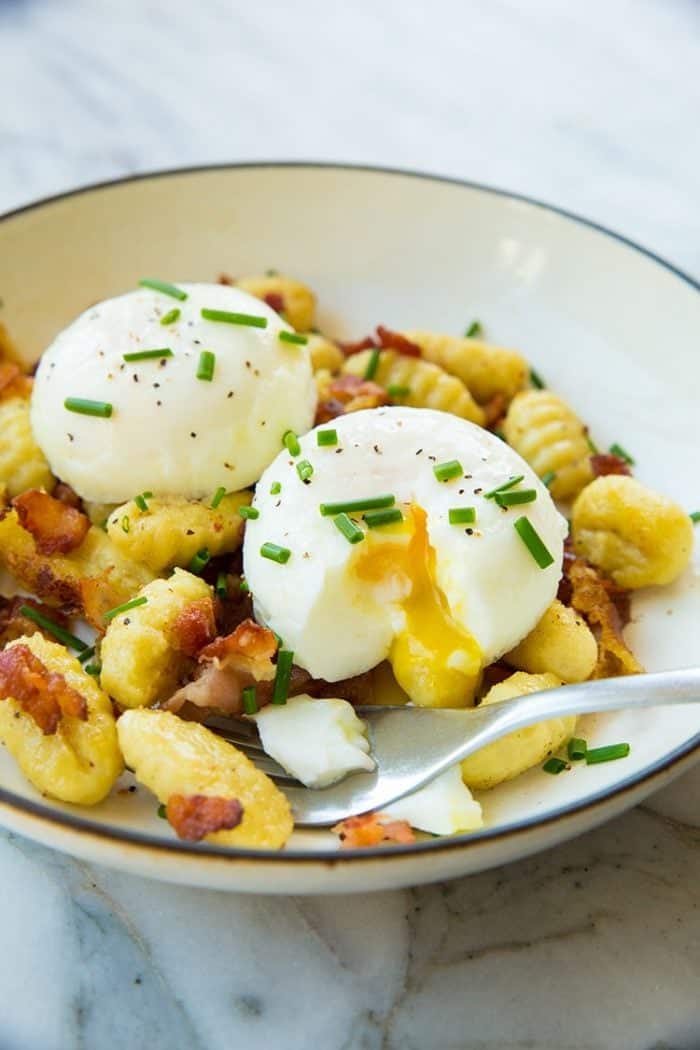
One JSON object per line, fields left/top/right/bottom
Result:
{"left": 333, "top": 812, "right": 416, "bottom": 849}
{"left": 563, "top": 556, "right": 641, "bottom": 677}
{"left": 315, "top": 373, "right": 389, "bottom": 425}
{"left": 171, "top": 598, "right": 217, "bottom": 658}
{"left": 217, "top": 273, "right": 235, "bottom": 285}
{"left": 263, "top": 292, "right": 285, "bottom": 313}
{"left": 0, "top": 360, "right": 32, "bottom": 402}
{"left": 13, "top": 489, "right": 90, "bottom": 555}
{"left": 166, "top": 794, "right": 243, "bottom": 841}
{"left": 590, "top": 453, "right": 632, "bottom": 478}
{"left": 0, "top": 643, "right": 87, "bottom": 734}
{"left": 52, "top": 482, "right": 83, "bottom": 510}
{"left": 339, "top": 335, "right": 377, "bottom": 356}
{"left": 375, "top": 325, "right": 421, "bottom": 357}
{"left": 0, "top": 596, "right": 70, "bottom": 647}
{"left": 483, "top": 392, "right": 507, "bottom": 430}
{"left": 199, "top": 619, "right": 278, "bottom": 664}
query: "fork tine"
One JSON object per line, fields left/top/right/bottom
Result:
{"left": 203, "top": 721, "right": 296, "bottom": 781}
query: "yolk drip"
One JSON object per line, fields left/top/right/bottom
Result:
{"left": 354, "top": 505, "right": 482, "bottom": 707}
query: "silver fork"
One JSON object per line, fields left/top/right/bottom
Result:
{"left": 206, "top": 668, "right": 700, "bottom": 826}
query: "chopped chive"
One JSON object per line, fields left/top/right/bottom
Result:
{"left": 242, "top": 685, "right": 258, "bottom": 715}
{"left": 317, "top": 428, "right": 338, "bottom": 447}
{"left": 139, "top": 278, "right": 187, "bottom": 301}
{"left": 364, "top": 508, "right": 404, "bottom": 528}
{"left": 157, "top": 803, "right": 167, "bottom": 819}
{"left": 270, "top": 481, "right": 282, "bottom": 495}
{"left": 493, "top": 428, "right": 506, "bottom": 442}
{"left": 18, "top": 604, "right": 88, "bottom": 651}
{"left": 239, "top": 505, "right": 260, "bottom": 520}
{"left": 585, "top": 743, "right": 630, "bottom": 765}
{"left": 484, "top": 475, "right": 524, "bottom": 499}
{"left": 465, "top": 320, "right": 482, "bottom": 338}
{"left": 215, "top": 571, "right": 228, "bottom": 598}
{"left": 320, "top": 494, "right": 395, "bottom": 516}
{"left": 530, "top": 368, "right": 545, "bottom": 389}
{"left": 283, "top": 430, "right": 301, "bottom": 456}
{"left": 239, "top": 578, "right": 250, "bottom": 593}
{"left": 261, "top": 542, "right": 291, "bottom": 564}
{"left": 188, "top": 548, "right": 211, "bottom": 574}
{"left": 387, "top": 384, "right": 411, "bottom": 399}
{"left": 540, "top": 471, "right": 557, "bottom": 488}
{"left": 201, "top": 307, "right": 267, "bottom": 328}
{"left": 211, "top": 486, "right": 226, "bottom": 509}
{"left": 448, "top": 506, "right": 477, "bottom": 525}
{"left": 513, "top": 516, "right": 554, "bottom": 569}
{"left": 433, "top": 459, "right": 463, "bottom": 483}
{"left": 296, "top": 459, "right": 314, "bottom": 482}
{"left": 196, "top": 350, "right": 216, "bottom": 382}
{"left": 265, "top": 268, "right": 278, "bottom": 276}
{"left": 104, "top": 596, "right": 148, "bottom": 622}
{"left": 495, "top": 488, "right": 537, "bottom": 507}
{"left": 272, "top": 649, "right": 294, "bottom": 704}
{"left": 334, "top": 512, "right": 365, "bottom": 544}
{"left": 690, "top": 510, "right": 700, "bottom": 524}
{"left": 160, "top": 307, "right": 181, "bottom": 326}
{"left": 123, "top": 348, "right": 173, "bottom": 363}
{"left": 586, "top": 433, "right": 599, "bottom": 453}
{"left": 78, "top": 645, "right": 96, "bottom": 664}
{"left": 609, "top": 442, "right": 635, "bottom": 465}
{"left": 84, "top": 662, "right": 101, "bottom": 677}
{"left": 64, "top": 397, "right": 113, "bottom": 418}
{"left": 121, "top": 515, "right": 130, "bottom": 534}
{"left": 134, "top": 492, "right": 150, "bottom": 512}
{"left": 542, "top": 757, "right": 569, "bottom": 774}
{"left": 279, "top": 330, "right": 308, "bottom": 346}
{"left": 567, "top": 737, "right": 588, "bottom": 761}
{"left": 364, "top": 347, "right": 381, "bottom": 380}
{"left": 273, "top": 632, "right": 284, "bottom": 648}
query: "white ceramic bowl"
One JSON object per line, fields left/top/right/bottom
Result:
{"left": 0, "top": 164, "right": 698, "bottom": 893}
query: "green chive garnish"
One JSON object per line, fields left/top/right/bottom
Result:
{"left": 196, "top": 350, "right": 216, "bottom": 382}
{"left": 609, "top": 442, "right": 635, "bottom": 465}
{"left": 157, "top": 803, "right": 167, "bottom": 819}
{"left": 530, "top": 368, "right": 545, "bottom": 389}
{"left": 585, "top": 743, "right": 630, "bottom": 765}
{"left": 239, "top": 505, "right": 260, "bottom": 520}
{"left": 215, "top": 571, "right": 228, "bottom": 598}
{"left": 279, "top": 330, "right": 308, "bottom": 346}
{"left": 387, "top": 384, "right": 411, "bottom": 399}
{"left": 364, "top": 347, "right": 381, "bottom": 380}
{"left": 433, "top": 460, "right": 463, "bottom": 483}
{"left": 448, "top": 507, "right": 477, "bottom": 525}
{"left": 513, "top": 516, "right": 554, "bottom": 569}
{"left": 211, "top": 486, "right": 226, "bottom": 509}
{"left": 484, "top": 475, "right": 525, "bottom": 499}
{"left": 121, "top": 515, "right": 130, "bottom": 534}
{"left": 495, "top": 489, "right": 537, "bottom": 507}
{"left": 160, "top": 308, "right": 181, "bottom": 325}
{"left": 18, "top": 604, "right": 88, "bottom": 652}
{"left": 270, "top": 481, "right": 282, "bottom": 495}
{"left": 567, "top": 737, "right": 588, "bottom": 761}
{"left": 320, "top": 494, "right": 395, "bottom": 516}
{"left": 189, "top": 548, "right": 211, "bottom": 574}
{"left": 540, "top": 471, "right": 557, "bottom": 488}
{"left": 78, "top": 645, "right": 96, "bottom": 664}
{"left": 239, "top": 578, "right": 250, "bottom": 594}
{"left": 272, "top": 649, "right": 294, "bottom": 704}
{"left": 140, "top": 278, "right": 187, "bottom": 301}
{"left": 242, "top": 685, "right": 258, "bottom": 715}
{"left": 64, "top": 397, "right": 113, "bottom": 418}
{"left": 283, "top": 430, "right": 301, "bottom": 456}
{"left": 317, "top": 428, "right": 338, "bottom": 447}
{"left": 334, "top": 513, "right": 365, "bottom": 544}
{"left": 493, "top": 428, "right": 506, "bottom": 442}
{"left": 104, "top": 596, "right": 148, "bottom": 622}
{"left": 261, "top": 542, "right": 291, "bottom": 564}
{"left": 134, "top": 491, "right": 152, "bottom": 512}
{"left": 465, "top": 321, "right": 482, "bottom": 338}
{"left": 296, "top": 459, "right": 314, "bottom": 482}
{"left": 690, "top": 510, "right": 700, "bottom": 524}
{"left": 123, "top": 348, "right": 173, "bottom": 363}
{"left": 364, "top": 508, "right": 404, "bottom": 528}
{"left": 586, "top": 433, "right": 599, "bottom": 453}
{"left": 542, "top": 757, "right": 568, "bottom": 774}
{"left": 84, "top": 662, "right": 102, "bottom": 677}
{"left": 201, "top": 307, "right": 267, "bottom": 329}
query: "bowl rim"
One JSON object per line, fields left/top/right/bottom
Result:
{"left": 0, "top": 159, "right": 698, "bottom": 866}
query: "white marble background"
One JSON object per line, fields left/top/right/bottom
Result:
{"left": 0, "top": 1, "right": 699, "bottom": 1047}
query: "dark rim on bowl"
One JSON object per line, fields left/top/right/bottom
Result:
{"left": 0, "top": 161, "right": 698, "bottom": 865}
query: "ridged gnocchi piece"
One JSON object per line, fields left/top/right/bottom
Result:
{"left": 106, "top": 492, "right": 251, "bottom": 573}
{"left": 343, "top": 350, "right": 485, "bottom": 425}
{"left": 461, "top": 672, "right": 574, "bottom": 790}
{"left": 100, "top": 570, "right": 213, "bottom": 709}
{"left": 404, "top": 331, "right": 528, "bottom": 404}
{"left": 236, "top": 274, "right": 316, "bottom": 332}
{"left": 571, "top": 476, "right": 693, "bottom": 589}
{"left": 0, "top": 634, "right": 122, "bottom": 804}
{"left": 503, "top": 390, "right": 593, "bottom": 501}
{"left": 505, "top": 600, "right": 597, "bottom": 683}
{"left": 306, "top": 333, "right": 344, "bottom": 374}
{"left": 0, "top": 396, "right": 54, "bottom": 497}
{"left": 117, "top": 708, "right": 293, "bottom": 848}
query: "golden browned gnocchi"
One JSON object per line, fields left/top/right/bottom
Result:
{"left": 100, "top": 570, "right": 214, "bottom": 709}
{"left": 505, "top": 600, "right": 597, "bottom": 683}
{"left": 0, "top": 396, "right": 54, "bottom": 497}
{"left": 504, "top": 390, "right": 593, "bottom": 501}
{"left": 306, "top": 333, "right": 345, "bottom": 374}
{"left": 0, "top": 634, "right": 122, "bottom": 804}
{"left": 571, "top": 475, "right": 694, "bottom": 589}
{"left": 106, "top": 492, "right": 251, "bottom": 573}
{"left": 236, "top": 274, "right": 316, "bottom": 332}
{"left": 403, "top": 331, "right": 528, "bottom": 404}
{"left": 117, "top": 708, "right": 293, "bottom": 848}
{"left": 461, "top": 672, "right": 576, "bottom": 790}
{"left": 343, "top": 349, "right": 485, "bottom": 425}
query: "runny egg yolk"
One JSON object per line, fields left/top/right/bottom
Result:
{"left": 354, "top": 505, "right": 482, "bottom": 708}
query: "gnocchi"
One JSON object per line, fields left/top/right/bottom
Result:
{"left": 236, "top": 274, "right": 316, "bottom": 332}
{"left": 0, "top": 396, "right": 54, "bottom": 498}
{"left": 404, "top": 330, "right": 528, "bottom": 404}
{"left": 306, "top": 333, "right": 345, "bottom": 374}
{"left": 505, "top": 600, "right": 597, "bottom": 683}
{"left": 503, "top": 390, "right": 593, "bottom": 500}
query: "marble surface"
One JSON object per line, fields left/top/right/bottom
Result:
{"left": 0, "top": 1, "right": 699, "bottom": 1047}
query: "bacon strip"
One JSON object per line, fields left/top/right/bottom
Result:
{"left": 0, "top": 596, "right": 70, "bottom": 647}
{"left": 171, "top": 598, "right": 217, "bottom": 658}
{"left": 0, "top": 643, "right": 87, "bottom": 734}
{"left": 333, "top": 812, "right": 416, "bottom": 848}
{"left": 263, "top": 292, "right": 285, "bottom": 313}
{"left": 590, "top": 453, "right": 632, "bottom": 478}
{"left": 340, "top": 326, "right": 421, "bottom": 358}
{"left": 13, "top": 489, "right": 90, "bottom": 555}
{"left": 561, "top": 554, "right": 641, "bottom": 677}
{"left": 315, "top": 373, "right": 389, "bottom": 425}
{"left": 166, "top": 794, "right": 243, "bottom": 841}
{"left": 0, "top": 360, "right": 32, "bottom": 402}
